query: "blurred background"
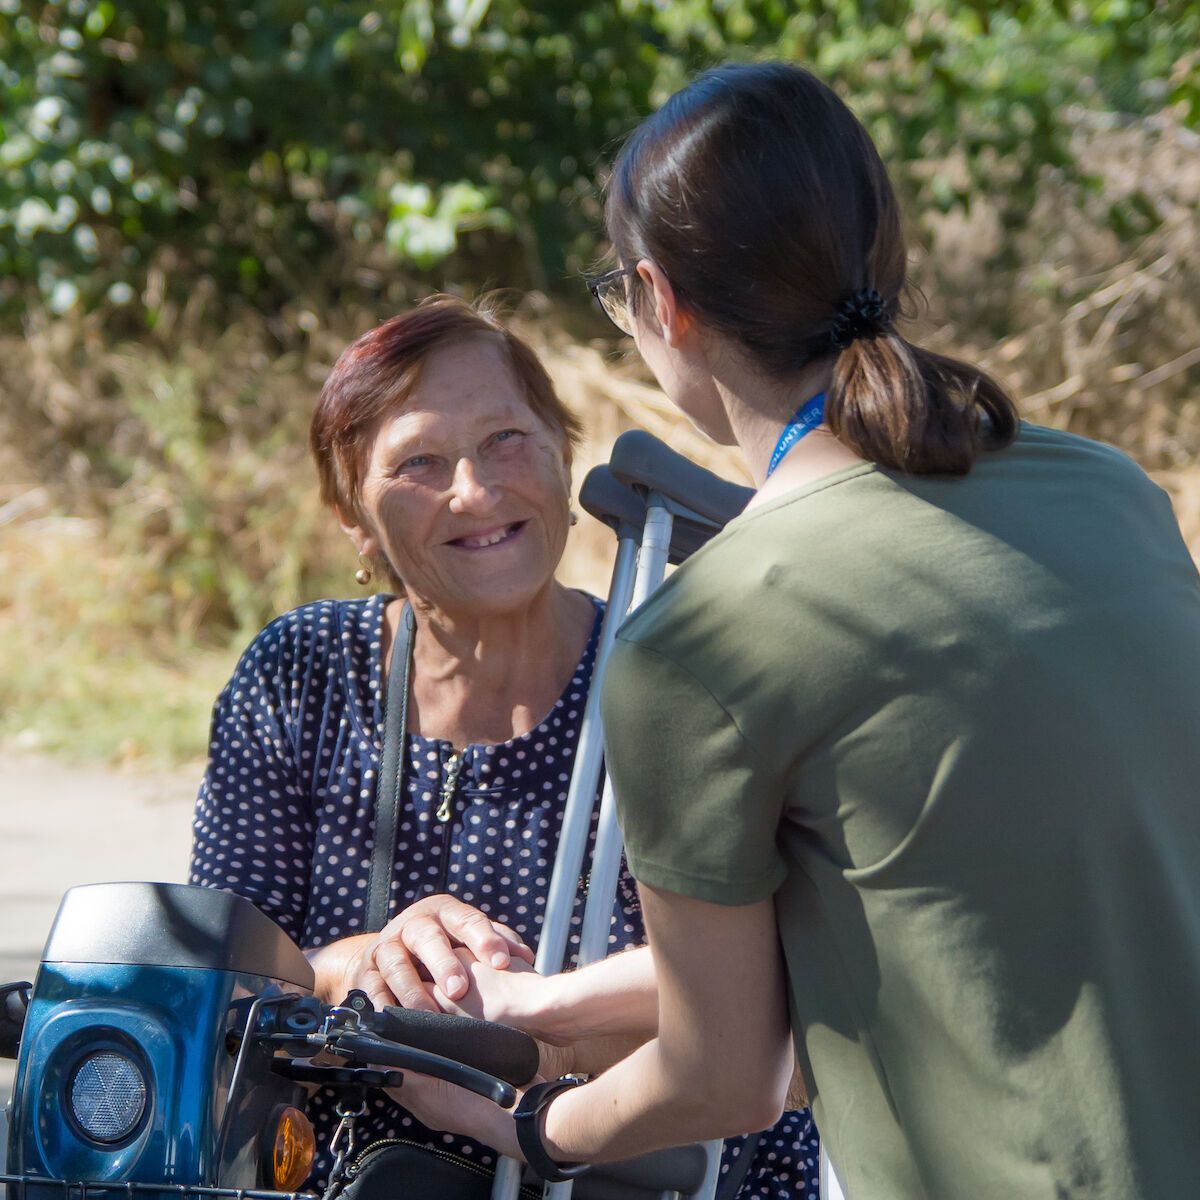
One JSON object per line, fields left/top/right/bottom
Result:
{"left": 1, "top": 0, "right": 1198, "bottom": 775}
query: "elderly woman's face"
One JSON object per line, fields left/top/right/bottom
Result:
{"left": 352, "top": 336, "right": 573, "bottom": 617}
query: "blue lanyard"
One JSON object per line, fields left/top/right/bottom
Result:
{"left": 766, "top": 392, "right": 826, "bottom": 479}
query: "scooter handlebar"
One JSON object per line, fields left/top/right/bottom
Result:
{"left": 0, "top": 981, "right": 30, "bottom": 1059}
{"left": 365, "top": 1004, "right": 540, "bottom": 1088}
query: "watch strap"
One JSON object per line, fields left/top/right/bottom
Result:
{"left": 514, "top": 1077, "right": 591, "bottom": 1182}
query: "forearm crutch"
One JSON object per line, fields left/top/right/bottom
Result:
{"left": 491, "top": 432, "right": 752, "bottom": 1200}
{"left": 601, "top": 439, "right": 850, "bottom": 1200}
{"left": 567, "top": 436, "right": 753, "bottom": 1200}
{"left": 577, "top": 432, "right": 753, "bottom": 972}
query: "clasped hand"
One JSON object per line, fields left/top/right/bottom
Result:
{"left": 386, "top": 949, "right": 571, "bottom": 1157}
{"left": 309, "top": 895, "right": 573, "bottom": 1153}
{"left": 314, "top": 892, "right": 535, "bottom": 1013}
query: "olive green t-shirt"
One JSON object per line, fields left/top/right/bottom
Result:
{"left": 602, "top": 424, "right": 1200, "bottom": 1199}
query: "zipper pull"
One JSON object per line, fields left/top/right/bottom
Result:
{"left": 436, "top": 751, "right": 464, "bottom": 822}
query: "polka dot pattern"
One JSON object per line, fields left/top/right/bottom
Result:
{"left": 189, "top": 594, "right": 817, "bottom": 1197}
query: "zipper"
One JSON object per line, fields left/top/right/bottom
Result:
{"left": 433, "top": 749, "right": 464, "bottom": 895}
{"left": 436, "top": 751, "right": 464, "bottom": 821}
{"left": 346, "top": 1137, "right": 542, "bottom": 1198}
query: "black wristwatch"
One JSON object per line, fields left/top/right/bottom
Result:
{"left": 513, "top": 1075, "right": 591, "bottom": 1182}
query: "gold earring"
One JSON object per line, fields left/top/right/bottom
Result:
{"left": 569, "top": 510, "right": 579, "bottom": 527}
{"left": 355, "top": 554, "right": 373, "bottom": 586}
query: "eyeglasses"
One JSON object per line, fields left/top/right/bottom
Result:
{"left": 586, "top": 266, "right": 637, "bottom": 336}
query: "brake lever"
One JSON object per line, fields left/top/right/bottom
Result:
{"left": 257, "top": 990, "right": 518, "bottom": 1105}
{"left": 257, "top": 1026, "right": 518, "bottom": 1107}
{"left": 329, "top": 1030, "right": 518, "bottom": 1108}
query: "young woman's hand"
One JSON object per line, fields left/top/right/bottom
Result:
{"left": 433, "top": 950, "right": 653, "bottom": 1077}
{"left": 384, "top": 1074, "right": 525, "bottom": 1160}
{"left": 436, "top": 944, "right": 660, "bottom": 1047}
{"left": 431, "top": 947, "right": 564, "bottom": 1040}
{"left": 307, "top": 895, "right": 533, "bottom": 1011}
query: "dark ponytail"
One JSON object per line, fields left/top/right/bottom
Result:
{"left": 605, "top": 61, "right": 1017, "bottom": 475}
{"left": 828, "top": 332, "right": 1016, "bottom": 475}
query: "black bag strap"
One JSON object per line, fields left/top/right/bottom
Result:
{"left": 714, "top": 1132, "right": 763, "bottom": 1200}
{"left": 366, "top": 601, "right": 416, "bottom": 932}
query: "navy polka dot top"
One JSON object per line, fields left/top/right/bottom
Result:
{"left": 189, "top": 594, "right": 819, "bottom": 1198}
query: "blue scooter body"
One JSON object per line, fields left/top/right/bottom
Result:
{"left": 5, "top": 882, "right": 314, "bottom": 1195}
{"left": 1, "top": 882, "right": 705, "bottom": 1200}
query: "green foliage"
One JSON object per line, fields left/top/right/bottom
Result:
{"left": 3, "top": 2, "right": 1197, "bottom": 766}
{"left": 1, "top": 0, "right": 1195, "bottom": 320}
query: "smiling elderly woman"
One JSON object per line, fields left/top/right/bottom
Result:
{"left": 188, "top": 297, "right": 821, "bottom": 1197}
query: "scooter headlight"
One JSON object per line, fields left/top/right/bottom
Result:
{"left": 68, "top": 1049, "right": 148, "bottom": 1143}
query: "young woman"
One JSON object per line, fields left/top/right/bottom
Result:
{"left": 398, "top": 63, "right": 1200, "bottom": 1199}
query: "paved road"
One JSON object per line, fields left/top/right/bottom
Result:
{"left": 0, "top": 754, "right": 197, "bottom": 1109}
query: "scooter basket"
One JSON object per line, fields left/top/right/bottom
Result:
{"left": 0, "top": 1175, "right": 315, "bottom": 1200}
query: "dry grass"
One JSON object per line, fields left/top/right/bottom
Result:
{"left": 1, "top": 107, "right": 1197, "bottom": 764}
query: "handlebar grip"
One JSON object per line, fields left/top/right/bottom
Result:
{"left": 609, "top": 430, "right": 753, "bottom": 529}
{"left": 0, "top": 982, "right": 30, "bottom": 1059}
{"left": 581, "top": 1144, "right": 709, "bottom": 1196}
{"left": 368, "top": 1006, "right": 540, "bottom": 1087}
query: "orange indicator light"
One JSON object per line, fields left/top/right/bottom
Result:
{"left": 270, "top": 1106, "right": 316, "bottom": 1191}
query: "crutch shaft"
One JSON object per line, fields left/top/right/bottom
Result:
{"left": 576, "top": 777, "right": 623, "bottom": 967}
{"left": 629, "top": 496, "right": 673, "bottom": 610}
{"left": 491, "top": 535, "right": 641, "bottom": 1200}
{"left": 578, "top": 498, "right": 674, "bottom": 965}
{"left": 533, "top": 533, "right": 639, "bottom": 977}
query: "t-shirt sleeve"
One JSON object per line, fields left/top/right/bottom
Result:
{"left": 188, "top": 619, "right": 314, "bottom": 941}
{"left": 601, "top": 633, "right": 788, "bottom": 906}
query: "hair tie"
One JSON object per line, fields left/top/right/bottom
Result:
{"left": 829, "top": 288, "right": 891, "bottom": 351}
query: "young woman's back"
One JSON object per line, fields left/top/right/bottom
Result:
{"left": 402, "top": 62, "right": 1200, "bottom": 1199}
{"left": 605, "top": 421, "right": 1200, "bottom": 1198}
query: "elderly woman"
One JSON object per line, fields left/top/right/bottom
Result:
{"left": 188, "top": 297, "right": 819, "bottom": 1198}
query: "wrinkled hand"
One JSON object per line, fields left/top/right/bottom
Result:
{"left": 344, "top": 895, "right": 534, "bottom": 1012}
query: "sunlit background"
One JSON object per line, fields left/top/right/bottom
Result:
{"left": 1, "top": 0, "right": 1197, "bottom": 774}
{"left": 0, "top": 0, "right": 1198, "bottom": 1115}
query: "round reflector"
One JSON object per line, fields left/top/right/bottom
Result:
{"left": 69, "top": 1050, "right": 147, "bottom": 1143}
{"left": 271, "top": 1106, "right": 316, "bottom": 1191}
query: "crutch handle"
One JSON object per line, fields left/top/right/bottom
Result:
{"left": 579, "top": 465, "right": 713, "bottom": 564}
{"left": 578, "top": 464, "right": 645, "bottom": 541}
{"left": 609, "top": 429, "right": 753, "bottom": 530}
